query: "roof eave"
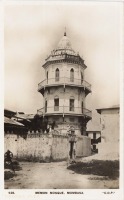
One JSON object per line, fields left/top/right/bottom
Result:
{"left": 96, "top": 106, "right": 120, "bottom": 114}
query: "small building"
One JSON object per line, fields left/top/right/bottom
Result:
{"left": 96, "top": 105, "right": 119, "bottom": 156}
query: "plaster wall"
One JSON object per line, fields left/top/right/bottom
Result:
{"left": 4, "top": 131, "right": 91, "bottom": 161}
{"left": 51, "top": 135, "right": 69, "bottom": 160}
{"left": 100, "top": 109, "right": 119, "bottom": 143}
{"left": 45, "top": 63, "right": 84, "bottom": 80}
{"left": 98, "top": 108, "right": 119, "bottom": 155}
{"left": 76, "top": 136, "right": 91, "bottom": 157}
{"left": 98, "top": 142, "right": 119, "bottom": 155}
{"left": 44, "top": 87, "right": 86, "bottom": 110}
{"left": 4, "top": 133, "right": 18, "bottom": 156}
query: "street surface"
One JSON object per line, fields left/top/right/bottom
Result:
{"left": 5, "top": 161, "right": 119, "bottom": 189}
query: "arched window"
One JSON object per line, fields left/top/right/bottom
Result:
{"left": 55, "top": 68, "right": 59, "bottom": 81}
{"left": 81, "top": 72, "right": 83, "bottom": 84}
{"left": 47, "top": 71, "right": 48, "bottom": 84}
{"left": 54, "top": 96, "right": 59, "bottom": 111}
{"left": 69, "top": 96, "right": 74, "bottom": 111}
{"left": 70, "top": 68, "right": 74, "bottom": 82}
{"left": 45, "top": 99, "right": 47, "bottom": 113}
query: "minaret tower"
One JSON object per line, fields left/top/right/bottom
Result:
{"left": 38, "top": 32, "right": 92, "bottom": 136}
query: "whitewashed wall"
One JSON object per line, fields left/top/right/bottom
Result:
{"left": 4, "top": 131, "right": 91, "bottom": 161}
{"left": 98, "top": 108, "right": 119, "bottom": 155}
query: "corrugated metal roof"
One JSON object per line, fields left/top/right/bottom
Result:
{"left": 4, "top": 109, "right": 16, "bottom": 118}
{"left": 15, "top": 113, "right": 35, "bottom": 120}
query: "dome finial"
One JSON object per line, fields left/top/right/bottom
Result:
{"left": 64, "top": 27, "right": 66, "bottom": 36}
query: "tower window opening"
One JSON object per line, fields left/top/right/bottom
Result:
{"left": 69, "top": 98, "right": 74, "bottom": 111}
{"left": 45, "top": 100, "right": 47, "bottom": 113}
{"left": 47, "top": 71, "right": 48, "bottom": 84}
{"left": 54, "top": 97, "right": 59, "bottom": 111}
{"left": 70, "top": 68, "right": 74, "bottom": 82}
{"left": 81, "top": 72, "right": 83, "bottom": 84}
{"left": 82, "top": 101, "right": 84, "bottom": 113}
{"left": 55, "top": 68, "right": 59, "bottom": 82}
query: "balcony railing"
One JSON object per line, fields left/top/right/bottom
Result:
{"left": 38, "top": 77, "right": 91, "bottom": 92}
{"left": 37, "top": 106, "right": 92, "bottom": 118}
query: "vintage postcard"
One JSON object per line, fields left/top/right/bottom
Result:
{"left": 0, "top": 0, "right": 124, "bottom": 200}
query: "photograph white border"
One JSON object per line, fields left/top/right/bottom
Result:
{"left": 0, "top": 0, "right": 124, "bottom": 200}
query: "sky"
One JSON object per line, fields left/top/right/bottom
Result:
{"left": 4, "top": 1, "right": 122, "bottom": 130}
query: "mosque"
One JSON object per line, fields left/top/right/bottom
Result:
{"left": 4, "top": 31, "right": 92, "bottom": 161}
{"left": 37, "top": 31, "right": 92, "bottom": 137}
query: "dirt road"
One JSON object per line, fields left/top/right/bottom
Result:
{"left": 5, "top": 161, "right": 119, "bottom": 189}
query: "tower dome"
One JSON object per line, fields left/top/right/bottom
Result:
{"left": 54, "top": 32, "right": 76, "bottom": 55}
{"left": 57, "top": 33, "right": 72, "bottom": 50}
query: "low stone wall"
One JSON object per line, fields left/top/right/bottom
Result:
{"left": 51, "top": 134, "right": 69, "bottom": 161}
{"left": 4, "top": 133, "right": 18, "bottom": 156}
{"left": 17, "top": 134, "right": 53, "bottom": 162}
{"left": 76, "top": 136, "right": 91, "bottom": 157}
{"left": 4, "top": 131, "right": 91, "bottom": 162}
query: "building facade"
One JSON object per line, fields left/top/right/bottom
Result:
{"left": 96, "top": 106, "right": 119, "bottom": 156}
{"left": 38, "top": 32, "right": 92, "bottom": 137}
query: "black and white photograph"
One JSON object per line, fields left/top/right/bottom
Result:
{"left": 1, "top": 0, "right": 124, "bottom": 199}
